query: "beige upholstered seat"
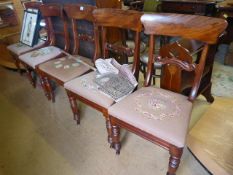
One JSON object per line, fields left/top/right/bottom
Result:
{"left": 38, "top": 56, "right": 90, "bottom": 83}
{"left": 108, "top": 86, "right": 192, "bottom": 147}
{"left": 77, "top": 56, "right": 94, "bottom": 67}
{"left": 7, "top": 40, "right": 45, "bottom": 56}
{"left": 19, "top": 46, "right": 62, "bottom": 69}
{"left": 64, "top": 71, "right": 115, "bottom": 109}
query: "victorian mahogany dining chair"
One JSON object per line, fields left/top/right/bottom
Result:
{"left": 64, "top": 8, "right": 142, "bottom": 145}
{"left": 7, "top": 1, "right": 46, "bottom": 73}
{"left": 108, "top": 13, "right": 227, "bottom": 175}
{"left": 18, "top": 4, "right": 69, "bottom": 89}
{"left": 37, "top": 4, "right": 98, "bottom": 104}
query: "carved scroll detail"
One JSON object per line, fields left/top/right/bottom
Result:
{"left": 155, "top": 56, "right": 196, "bottom": 72}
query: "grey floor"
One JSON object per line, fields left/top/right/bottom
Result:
{"left": 0, "top": 66, "right": 211, "bottom": 175}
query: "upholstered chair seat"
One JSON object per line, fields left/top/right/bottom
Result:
{"left": 109, "top": 86, "right": 192, "bottom": 147}
{"left": 19, "top": 46, "right": 62, "bottom": 69}
{"left": 38, "top": 56, "right": 91, "bottom": 83}
{"left": 64, "top": 71, "right": 115, "bottom": 109}
{"left": 77, "top": 56, "right": 95, "bottom": 67}
{"left": 7, "top": 40, "right": 45, "bottom": 56}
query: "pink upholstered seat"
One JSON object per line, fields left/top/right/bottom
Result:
{"left": 64, "top": 71, "right": 115, "bottom": 109}
{"left": 108, "top": 86, "right": 192, "bottom": 148}
{"left": 7, "top": 40, "right": 45, "bottom": 56}
{"left": 38, "top": 56, "right": 90, "bottom": 83}
{"left": 19, "top": 46, "right": 62, "bottom": 69}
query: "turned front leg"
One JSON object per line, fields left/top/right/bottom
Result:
{"left": 167, "top": 146, "right": 183, "bottom": 175}
{"left": 111, "top": 123, "right": 121, "bottom": 155}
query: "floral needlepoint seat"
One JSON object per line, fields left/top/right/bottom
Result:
{"left": 19, "top": 46, "right": 62, "bottom": 69}
{"left": 39, "top": 56, "right": 91, "bottom": 83}
{"left": 108, "top": 86, "right": 192, "bottom": 148}
{"left": 7, "top": 40, "right": 45, "bottom": 56}
{"left": 64, "top": 71, "right": 115, "bottom": 109}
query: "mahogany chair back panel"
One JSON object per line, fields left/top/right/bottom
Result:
{"left": 141, "top": 13, "right": 228, "bottom": 44}
{"left": 39, "top": 4, "right": 70, "bottom": 52}
{"left": 141, "top": 13, "right": 227, "bottom": 101}
{"left": 64, "top": 4, "right": 98, "bottom": 59}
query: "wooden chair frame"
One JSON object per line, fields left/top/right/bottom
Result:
{"left": 65, "top": 8, "right": 142, "bottom": 145}
{"left": 8, "top": 1, "right": 46, "bottom": 74}
{"left": 109, "top": 13, "right": 227, "bottom": 175}
{"left": 37, "top": 4, "right": 98, "bottom": 103}
{"left": 19, "top": 4, "right": 70, "bottom": 90}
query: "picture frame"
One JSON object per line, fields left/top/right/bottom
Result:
{"left": 20, "top": 8, "right": 41, "bottom": 47}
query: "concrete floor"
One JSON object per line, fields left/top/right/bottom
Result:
{"left": 0, "top": 66, "right": 210, "bottom": 175}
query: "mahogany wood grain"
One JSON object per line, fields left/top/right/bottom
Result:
{"left": 141, "top": 13, "right": 227, "bottom": 44}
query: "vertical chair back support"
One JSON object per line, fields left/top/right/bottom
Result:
{"left": 64, "top": 4, "right": 99, "bottom": 60}
{"left": 141, "top": 13, "right": 228, "bottom": 101}
{"left": 39, "top": 4, "right": 70, "bottom": 52}
{"left": 93, "top": 8, "right": 143, "bottom": 79}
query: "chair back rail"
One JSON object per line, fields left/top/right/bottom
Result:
{"left": 39, "top": 4, "right": 70, "bottom": 52}
{"left": 141, "top": 13, "right": 227, "bottom": 101}
{"left": 23, "top": 1, "right": 42, "bottom": 10}
{"left": 64, "top": 4, "right": 99, "bottom": 60}
{"left": 141, "top": 13, "right": 227, "bottom": 44}
{"left": 93, "top": 8, "right": 143, "bottom": 79}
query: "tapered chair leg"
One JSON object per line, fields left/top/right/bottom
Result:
{"left": 66, "top": 91, "right": 80, "bottom": 124}
{"left": 111, "top": 123, "right": 121, "bottom": 155}
{"left": 167, "top": 146, "right": 183, "bottom": 175}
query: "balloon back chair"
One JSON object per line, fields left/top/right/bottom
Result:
{"left": 7, "top": 1, "right": 45, "bottom": 73}
{"left": 18, "top": 4, "right": 69, "bottom": 88}
{"left": 108, "top": 13, "right": 227, "bottom": 175}
{"left": 64, "top": 8, "right": 142, "bottom": 146}
{"left": 37, "top": 4, "right": 98, "bottom": 103}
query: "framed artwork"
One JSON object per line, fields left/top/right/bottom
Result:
{"left": 20, "top": 8, "right": 40, "bottom": 47}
